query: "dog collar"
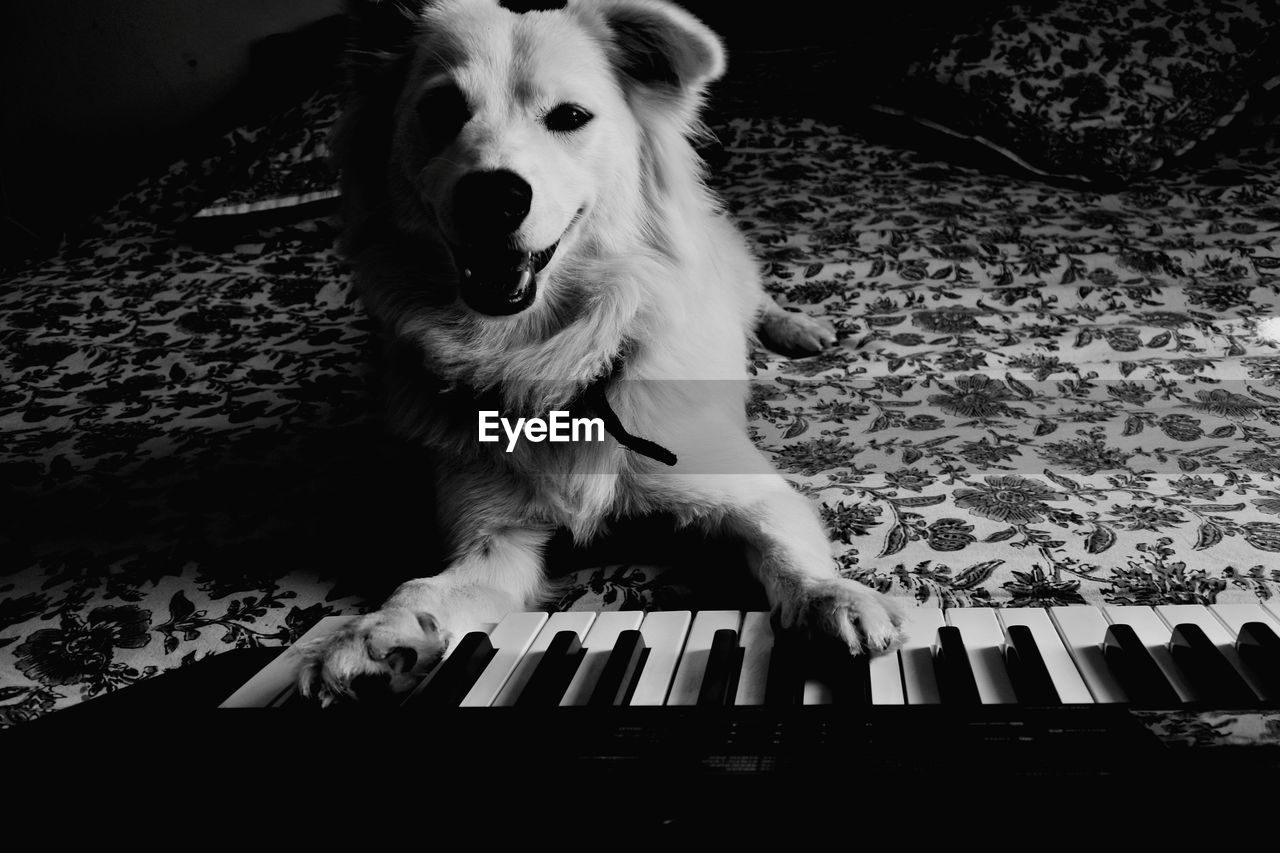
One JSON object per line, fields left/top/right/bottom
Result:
{"left": 574, "top": 362, "right": 678, "bottom": 467}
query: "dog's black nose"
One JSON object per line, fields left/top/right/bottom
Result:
{"left": 453, "top": 170, "right": 532, "bottom": 238}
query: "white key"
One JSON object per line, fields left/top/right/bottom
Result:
{"left": 1263, "top": 599, "right": 1280, "bottom": 625}
{"left": 1210, "top": 603, "right": 1280, "bottom": 701}
{"left": 734, "top": 612, "right": 774, "bottom": 706}
{"left": 1209, "top": 602, "right": 1280, "bottom": 634}
{"left": 667, "top": 611, "right": 742, "bottom": 706}
{"left": 220, "top": 615, "right": 356, "bottom": 708}
{"left": 559, "top": 612, "right": 645, "bottom": 706}
{"left": 1103, "top": 605, "right": 1193, "bottom": 702}
{"left": 460, "top": 612, "right": 549, "bottom": 707}
{"left": 946, "top": 608, "right": 1017, "bottom": 704}
{"left": 900, "top": 607, "right": 945, "bottom": 704}
{"left": 1157, "top": 603, "right": 1261, "bottom": 701}
{"left": 998, "top": 608, "right": 1093, "bottom": 704}
{"left": 1048, "top": 606, "right": 1126, "bottom": 704}
{"left": 869, "top": 646, "right": 905, "bottom": 706}
{"left": 630, "top": 611, "right": 693, "bottom": 706}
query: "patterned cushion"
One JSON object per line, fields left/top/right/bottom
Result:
{"left": 879, "top": 0, "right": 1280, "bottom": 183}
{"left": 188, "top": 89, "right": 340, "bottom": 223}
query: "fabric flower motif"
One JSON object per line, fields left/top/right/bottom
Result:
{"left": 885, "top": 467, "right": 934, "bottom": 492}
{"left": 912, "top": 308, "right": 985, "bottom": 333}
{"left": 953, "top": 475, "right": 1067, "bottom": 523}
{"left": 14, "top": 606, "right": 152, "bottom": 687}
{"left": 1170, "top": 476, "right": 1225, "bottom": 501}
{"left": 821, "top": 501, "right": 885, "bottom": 543}
{"left": 1107, "top": 504, "right": 1186, "bottom": 531}
{"left": 1187, "top": 389, "right": 1265, "bottom": 421}
{"left": 927, "top": 375, "right": 1016, "bottom": 419}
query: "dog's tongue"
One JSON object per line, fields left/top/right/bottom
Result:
{"left": 459, "top": 248, "right": 537, "bottom": 316}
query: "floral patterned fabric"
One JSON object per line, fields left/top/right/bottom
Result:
{"left": 3, "top": 80, "right": 1280, "bottom": 725}
{"left": 885, "top": 0, "right": 1280, "bottom": 183}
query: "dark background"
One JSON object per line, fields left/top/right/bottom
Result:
{"left": 0, "top": 0, "right": 996, "bottom": 270}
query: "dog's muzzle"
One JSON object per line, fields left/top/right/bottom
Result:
{"left": 455, "top": 242, "right": 557, "bottom": 316}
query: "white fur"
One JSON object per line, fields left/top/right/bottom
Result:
{"left": 298, "top": 0, "right": 900, "bottom": 704}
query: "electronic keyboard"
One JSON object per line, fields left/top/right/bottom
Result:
{"left": 220, "top": 603, "right": 1280, "bottom": 712}
{"left": 13, "top": 603, "right": 1280, "bottom": 823}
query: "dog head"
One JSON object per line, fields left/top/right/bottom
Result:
{"left": 336, "top": 0, "right": 725, "bottom": 317}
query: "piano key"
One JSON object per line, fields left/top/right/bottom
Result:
{"left": 1158, "top": 605, "right": 1263, "bottom": 704}
{"left": 460, "top": 611, "right": 550, "bottom": 707}
{"left": 516, "top": 630, "right": 584, "bottom": 707}
{"left": 1168, "top": 623, "right": 1258, "bottom": 706}
{"left": 1002, "top": 624, "right": 1060, "bottom": 706}
{"left": 1049, "top": 606, "right": 1127, "bottom": 704}
{"left": 1103, "top": 624, "right": 1181, "bottom": 707}
{"left": 765, "top": 630, "right": 804, "bottom": 706}
{"left": 868, "top": 647, "right": 905, "bottom": 706}
{"left": 944, "top": 608, "right": 1017, "bottom": 704}
{"left": 733, "top": 612, "right": 774, "bottom": 706}
{"left": 1264, "top": 598, "right": 1280, "bottom": 625}
{"left": 492, "top": 612, "right": 595, "bottom": 707}
{"left": 220, "top": 615, "right": 356, "bottom": 708}
{"left": 1236, "top": 622, "right": 1280, "bottom": 703}
{"left": 934, "top": 626, "right": 981, "bottom": 706}
{"left": 1207, "top": 603, "right": 1280, "bottom": 702}
{"left": 999, "top": 609, "right": 1092, "bottom": 704}
{"left": 846, "top": 653, "right": 872, "bottom": 705}
{"left": 588, "top": 629, "right": 647, "bottom": 707}
{"left": 630, "top": 610, "right": 693, "bottom": 706}
{"left": 667, "top": 611, "right": 742, "bottom": 706}
{"left": 801, "top": 637, "right": 865, "bottom": 706}
{"left": 1103, "top": 606, "right": 1194, "bottom": 703}
{"left": 560, "top": 611, "right": 645, "bottom": 706}
{"left": 1208, "top": 603, "right": 1280, "bottom": 636}
{"left": 404, "top": 631, "right": 495, "bottom": 708}
{"left": 697, "top": 629, "right": 740, "bottom": 706}
{"left": 899, "top": 607, "right": 945, "bottom": 705}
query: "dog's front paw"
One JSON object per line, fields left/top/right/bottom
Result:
{"left": 760, "top": 308, "right": 838, "bottom": 355}
{"left": 776, "top": 578, "right": 906, "bottom": 655}
{"left": 295, "top": 608, "right": 449, "bottom": 706}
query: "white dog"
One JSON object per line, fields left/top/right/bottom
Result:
{"left": 299, "top": 0, "right": 904, "bottom": 703}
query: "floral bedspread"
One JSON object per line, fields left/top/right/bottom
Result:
{"left": 2, "top": 95, "right": 1279, "bottom": 725}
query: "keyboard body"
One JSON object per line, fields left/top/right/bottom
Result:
{"left": 11, "top": 603, "right": 1280, "bottom": 821}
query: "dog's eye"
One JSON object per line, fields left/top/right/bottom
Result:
{"left": 419, "top": 84, "right": 471, "bottom": 141}
{"left": 544, "top": 103, "right": 594, "bottom": 133}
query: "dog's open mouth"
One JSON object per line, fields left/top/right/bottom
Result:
{"left": 455, "top": 241, "right": 558, "bottom": 316}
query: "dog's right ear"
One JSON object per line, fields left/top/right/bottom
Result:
{"left": 596, "top": 0, "right": 725, "bottom": 101}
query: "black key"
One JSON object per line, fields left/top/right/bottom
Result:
{"left": 765, "top": 632, "right": 804, "bottom": 706}
{"left": 405, "top": 631, "right": 495, "bottom": 708}
{"left": 589, "top": 629, "right": 647, "bottom": 706}
{"left": 697, "top": 629, "right": 741, "bottom": 706}
{"left": 1237, "top": 621, "right": 1280, "bottom": 703}
{"left": 934, "top": 626, "right": 980, "bottom": 706}
{"left": 1103, "top": 624, "right": 1180, "bottom": 707}
{"left": 516, "top": 630, "right": 584, "bottom": 707}
{"left": 1004, "top": 624, "right": 1060, "bottom": 706}
{"left": 1169, "top": 623, "right": 1257, "bottom": 707}
{"left": 845, "top": 653, "right": 871, "bottom": 706}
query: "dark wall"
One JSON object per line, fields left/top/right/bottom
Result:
{"left": 1, "top": 0, "right": 343, "bottom": 267}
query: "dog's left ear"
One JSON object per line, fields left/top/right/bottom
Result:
{"left": 596, "top": 0, "right": 725, "bottom": 99}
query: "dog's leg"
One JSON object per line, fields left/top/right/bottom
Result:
{"left": 296, "top": 526, "right": 552, "bottom": 705}
{"left": 653, "top": 443, "right": 903, "bottom": 654}
{"left": 756, "top": 296, "right": 837, "bottom": 355}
